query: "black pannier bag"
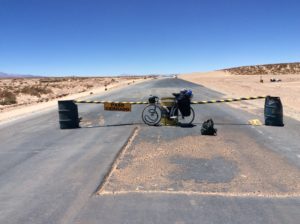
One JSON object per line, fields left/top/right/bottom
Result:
{"left": 177, "top": 94, "right": 191, "bottom": 116}
{"left": 148, "top": 96, "right": 157, "bottom": 104}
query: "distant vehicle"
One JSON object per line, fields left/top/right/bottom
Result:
{"left": 270, "top": 78, "right": 282, "bottom": 82}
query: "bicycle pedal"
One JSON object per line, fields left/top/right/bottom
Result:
{"left": 170, "top": 116, "right": 177, "bottom": 119}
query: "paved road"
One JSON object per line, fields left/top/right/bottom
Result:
{"left": 0, "top": 78, "right": 299, "bottom": 224}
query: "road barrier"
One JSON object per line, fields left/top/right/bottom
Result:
{"left": 75, "top": 100, "right": 148, "bottom": 104}
{"left": 264, "top": 96, "right": 284, "bottom": 126}
{"left": 191, "top": 96, "right": 266, "bottom": 104}
{"left": 59, "top": 96, "right": 283, "bottom": 129}
{"left": 58, "top": 100, "right": 80, "bottom": 129}
{"left": 74, "top": 96, "right": 266, "bottom": 105}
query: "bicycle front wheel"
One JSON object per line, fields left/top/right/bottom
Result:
{"left": 142, "top": 105, "right": 162, "bottom": 126}
{"left": 170, "top": 106, "right": 195, "bottom": 125}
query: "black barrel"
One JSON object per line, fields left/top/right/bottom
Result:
{"left": 58, "top": 100, "right": 80, "bottom": 129}
{"left": 264, "top": 96, "right": 284, "bottom": 126}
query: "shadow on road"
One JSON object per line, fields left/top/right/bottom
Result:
{"left": 80, "top": 122, "right": 252, "bottom": 129}
{"left": 193, "top": 122, "right": 251, "bottom": 126}
{"left": 80, "top": 122, "right": 144, "bottom": 128}
{"left": 213, "top": 123, "right": 251, "bottom": 126}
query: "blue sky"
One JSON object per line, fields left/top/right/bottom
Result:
{"left": 0, "top": 0, "right": 299, "bottom": 76}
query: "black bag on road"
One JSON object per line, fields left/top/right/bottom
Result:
{"left": 201, "top": 119, "right": 217, "bottom": 135}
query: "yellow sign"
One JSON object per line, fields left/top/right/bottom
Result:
{"left": 248, "top": 119, "right": 262, "bottom": 126}
{"left": 104, "top": 102, "right": 131, "bottom": 112}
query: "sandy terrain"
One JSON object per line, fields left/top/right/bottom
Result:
{"left": 180, "top": 71, "right": 300, "bottom": 121}
{"left": 98, "top": 127, "right": 300, "bottom": 196}
{"left": 0, "top": 76, "right": 152, "bottom": 123}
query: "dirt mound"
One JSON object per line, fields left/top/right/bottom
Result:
{"left": 223, "top": 62, "right": 300, "bottom": 75}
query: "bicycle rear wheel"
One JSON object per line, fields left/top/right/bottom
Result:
{"left": 170, "top": 106, "right": 195, "bottom": 125}
{"left": 142, "top": 105, "right": 162, "bottom": 126}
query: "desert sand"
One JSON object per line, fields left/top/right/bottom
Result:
{"left": 180, "top": 71, "right": 300, "bottom": 121}
{"left": 0, "top": 76, "right": 151, "bottom": 123}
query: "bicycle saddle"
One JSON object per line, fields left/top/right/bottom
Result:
{"left": 172, "top": 93, "right": 180, "bottom": 97}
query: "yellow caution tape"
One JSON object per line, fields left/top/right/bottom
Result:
{"left": 75, "top": 100, "right": 148, "bottom": 104}
{"left": 191, "top": 96, "right": 266, "bottom": 104}
{"left": 74, "top": 96, "right": 266, "bottom": 105}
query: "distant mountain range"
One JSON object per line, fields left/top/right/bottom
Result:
{"left": 2, "top": 62, "right": 300, "bottom": 78}
{"left": 0, "top": 72, "right": 42, "bottom": 78}
{"left": 223, "top": 62, "right": 300, "bottom": 75}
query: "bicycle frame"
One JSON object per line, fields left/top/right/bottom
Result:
{"left": 142, "top": 95, "right": 194, "bottom": 126}
{"left": 156, "top": 98, "right": 179, "bottom": 120}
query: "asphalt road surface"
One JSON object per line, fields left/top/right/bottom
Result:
{"left": 0, "top": 78, "right": 299, "bottom": 224}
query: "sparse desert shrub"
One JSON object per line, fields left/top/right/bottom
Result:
{"left": 6, "top": 86, "right": 14, "bottom": 91}
{"left": 39, "top": 78, "right": 66, "bottom": 83}
{"left": 19, "top": 86, "right": 53, "bottom": 97}
{"left": 85, "top": 84, "right": 94, "bottom": 88}
{"left": 0, "top": 90, "right": 17, "bottom": 105}
{"left": 50, "top": 84, "right": 59, "bottom": 88}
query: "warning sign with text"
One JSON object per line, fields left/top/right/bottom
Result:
{"left": 104, "top": 102, "right": 131, "bottom": 112}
